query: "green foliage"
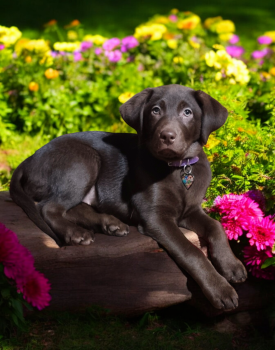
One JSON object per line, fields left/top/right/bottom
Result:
{"left": 0, "top": 263, "right": 32, "bottom": 336}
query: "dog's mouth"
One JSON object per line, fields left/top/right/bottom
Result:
{"left": 157, "top": 149, "right": 179, "bottom": 158}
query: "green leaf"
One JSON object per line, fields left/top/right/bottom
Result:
{"left": 261, "top": 257, "right": 275, "bottom": 269}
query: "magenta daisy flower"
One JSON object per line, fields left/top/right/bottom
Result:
{"left": 243, "top": 245, "right": 275, "bottom": 280}
{"left": 229, "top": 34, "right": 239, "bottom": 44}
{"left": 213, "top": 194, "right": 263, "bottom": 226}
{"left": 121, "top": 36, "right": 139, "bottom": 52}
{"left": 105, "top": 49, "right": 122, "bottom": 62}
{"left": 257, "top": 36, "right": 273, "bottom": 45}
{"left": 226, "top": 45, "right": 245, "bottom": 58}
{"left": 102, "top": 38, "right": 120, "bottom": 51}
{"left": 246, "top": 217, "right": 275, "bottom": 250}
{"left": 19, "top": 270, "right": 51, "bottom": 310}
{"left": 221, "top": 216, "right": 244, "bottom": 240}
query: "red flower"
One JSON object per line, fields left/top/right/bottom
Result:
{"left": 243, "top": 245, "right": 275, "bottom": 280}
{"left": 246, "top": 217, "right": 275, "bottom": 251}
{"left": 19, "top": 270, "right": 51, "bottom": 310}
{"left": 0, "top": 223, "right": 35, "bottom": 281}
{"left": 1, "top": 222, "right": 51, "bottom": 310}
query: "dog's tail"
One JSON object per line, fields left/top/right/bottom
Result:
{"left": 9, "top": 165, "right": 62, "bottom": 246}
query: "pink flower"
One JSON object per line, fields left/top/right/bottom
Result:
{"left": 0, "top": 44, "right": 5, "bottom": 50}
{"left": 251, "top": 48, "right": 271, "bottom": 59}
{"left": 243, "top": 245, "right": 275, "bottom": 280}
{"left": 257, "top": 36, "right": 273, "bottom": 45}
{"left": 213, "top": 194, "right": 263, "bottom": 226}
{"left": 226, "top": 45, "right": 245, "bottom": 58}
{"left": 105, "top": 49, "right": 122, "bottom": 62}
{"left": 0, "top": 222, "right": 51, "bottom": 310}
{"left": 121, "top": 36, "right": 139, "bottom": 52}
{"left": 221, "top": 216, "right": 244, "bottom": 240}
{"left": 213, "top": 194, "right": 264, "bottom": 240}
{"left": 19, "top": 270, "right": 51, "bottom": 310}
{"left": 246, "top": 217, "right": 275, "bottom": 250}
{"left": 73, "top": 51, "right": 82, "bottom": 62}
{"left": 0, "top": 223, "right": 21, "bottom": 278}
{"left": 102, "top": 38, "right": 120, "bottom": 51}
{"left": 80, "top": 41, "right": 93, "bottom": 52}
{"left": 169, "top": 15, "right": 178, "bottom": 22}
{"left": 229, "top": 34, "right": 239, "bottom": 44}
{"left": 94, "top": 47, "right": 102, "bottom": 55}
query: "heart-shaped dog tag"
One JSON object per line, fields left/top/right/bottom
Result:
{"left": 181, "top": 173, "right": 194, "bottom": 190}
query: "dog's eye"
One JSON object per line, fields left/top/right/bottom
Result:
{"left": 152, "top": 107, "right": 161, "bottom": 115}
{"left": 184, "top": 108, "right": 193, "bottom": 116}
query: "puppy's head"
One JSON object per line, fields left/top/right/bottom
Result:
{"left": 119, "top": 84, "right": 228, "bottom": 162}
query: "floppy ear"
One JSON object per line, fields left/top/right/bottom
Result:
{"left": 195, "top": 90, "right": 228, "bottom": 145}
{"left": 119, "top": 88, "right": 153, "bottom": 133}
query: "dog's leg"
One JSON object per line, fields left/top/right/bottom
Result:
{"left": 179, "top": 208, "right": 247, "bottom": 284}
{"left": 139, "top": 217, "right": 239, "bottom": 311}
{"left": 65, "top": 203, "right": 129, "bottom": 237}
{"left": 41, "top": 202, "right": 95, "bottom": 245}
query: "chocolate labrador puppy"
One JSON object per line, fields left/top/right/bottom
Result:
{"left": 10, "top": 84, "right": 247, "bottom": 310}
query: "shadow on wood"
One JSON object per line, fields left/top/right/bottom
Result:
{"left": 0, "top": 191, "right": 273, "bottom": 316}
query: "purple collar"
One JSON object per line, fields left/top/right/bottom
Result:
{"left": 168, "top": 156, "right": 199, "bottom": 167}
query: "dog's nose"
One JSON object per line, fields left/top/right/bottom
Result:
{"left": 160, "top": 130, "right": 176, "bottom": 145}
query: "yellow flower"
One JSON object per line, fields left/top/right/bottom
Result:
{"left": 177, "top": 15, "right": 201, "bottom": 30}
{"left": 16, "top": 39, "right": 50, "bottom": 55}
{"left": 205, "top": 135, "right": 220, "bottom": 149}
{"left": 67, "top": 30, "right": 78, "bottom": 40}
{"left": 219, "top": 33, "right": 233, "bottom": 41}
{"left": 167, "top": 39, "right": 178, "bottom": 49}
{"left": 154, "top": 16, "right": 169, "bottom": 24}
{"left": 264, "top": 31, "right": 275, "bottom": 42}
{"left": 39, "top": 50, "right": 53, "bottom": 66}
{"left": 118, "top": 92, "right": 135, "bottom": 104}
{"left": 204, "top": 16, "right": 222, "bottom": 29}
{"left": 134, "top": 24, "right": 167, "bottom": 41}
{"left": 29, "top": 82, "right": 39, "bottom": 92}
{"left": 53, "top": 41, "right": 80, "bottom": 52}
{"left": 205, "top": 49, "right": 250, "bottom": 85}
{"left": 261, "top": 72, "right": 271, "bottom": 80}
{"left": 83, "top": 34, "right": 108, "bottom": 45}
{"left": 269, "top": 67, "right": 275, "bottom": 76}
{"left": 215, "top": 72, "right": 222, "bottom": 81}
{"left": 171, "top": 9, "right": 179, "bottom": 14}
{"left": 215, "top": 20, "right": 235, "bottom": 34}
{"left": 173, "top": 56, "right": 183, "bottom": 64}
{"left": 0, "top": 25, "right": 22, "bottom": 47}
{"left": 189, "top": 39, "right": 200, "bottom": 49}
{"left": 44, "top": 68, "right": 59, "bottom": 79}
{"left": 25, "top": 55, "right": 32, "bottom": 63}
{"left": 212, "top": 44, "right": 225, "bottom": 50}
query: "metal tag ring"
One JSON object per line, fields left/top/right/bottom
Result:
{"left": 183, "top": 164, "right": 192, "bottom": 174}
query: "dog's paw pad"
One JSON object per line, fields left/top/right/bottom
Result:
{"left": 66, "top": 228, "right": 95, "bottom": 245}
{"left": 205, "top": 278, "right": 239, "bottom": 311}
{"left": 102, "top": 216, "right": 129, "bottom": 237}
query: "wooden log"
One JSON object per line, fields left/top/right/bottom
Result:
{"left": 0, "top": 191, "right": 273, "bottom": 316}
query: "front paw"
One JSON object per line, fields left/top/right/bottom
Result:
{"left": 203, "top": 276, "right": 239, "bottom": 310}
{"left": 65, "top": 227, "right": 95, "bottom": 245}
{"left": 213, "top": 256, "right": 247, "bottom": 284}
{"left": 101, "top": 215, "right": 129, "bottom": 237}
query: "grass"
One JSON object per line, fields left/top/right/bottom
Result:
{"left": 1, "top": 305, "right": 275, "bottom": 350}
